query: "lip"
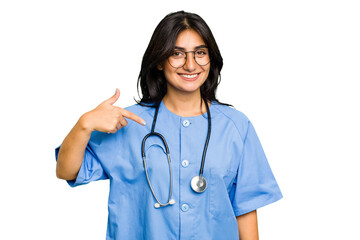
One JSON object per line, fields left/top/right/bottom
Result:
{"left": 178, "top": 73, "right": 200, "bottom": 81}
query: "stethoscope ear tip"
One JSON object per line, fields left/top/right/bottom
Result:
{"left": 154, "top": 199, "right": 175, "bottom": 208}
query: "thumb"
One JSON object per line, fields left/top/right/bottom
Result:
{"left": 104, "top": 88, "right": 120, "bottom": 105}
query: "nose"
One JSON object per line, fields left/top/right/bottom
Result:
{"left": 183, "top": 52, "right": 196, "bottom": 72}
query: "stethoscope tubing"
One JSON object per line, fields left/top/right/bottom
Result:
{"left": 141, "top": 105, "right": 174, "bottom": 208}
{"left": 142, "top": 137, "right": 173, "bottom": 208}
{"left": 199, "top": 98, "right": 211, "bottom": 177}
{"left": 141, "top": 97, "right": 211, "bottom": 208}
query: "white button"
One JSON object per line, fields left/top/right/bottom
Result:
{"left": 182, "top": 120, "right": 190, "bottom": 127}
{"left": 181, "top": 160, "right": 189, "bottom": 168}
{"left": 181, "top": 204, "right": 189, "bottom": 212}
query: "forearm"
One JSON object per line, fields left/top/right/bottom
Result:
{"left": 237, "top": 210, "right": 259, "bottom": 240}
{"left": 56, "top": 115, "right": 92, "bottom": 180}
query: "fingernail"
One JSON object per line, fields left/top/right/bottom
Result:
{"left": 142, "top": 121, "right": 146, "bottom": 126}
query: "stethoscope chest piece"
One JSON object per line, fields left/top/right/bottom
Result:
{"left": 191, "top": 175, "right": 207, "bottom": 193}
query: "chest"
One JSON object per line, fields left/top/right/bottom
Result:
{"left": 109, "top": 116, "right": 241, "bottom": 191}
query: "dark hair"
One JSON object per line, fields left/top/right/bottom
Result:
{"left": 135, "top": 10, "right": 232, "bottom": 108}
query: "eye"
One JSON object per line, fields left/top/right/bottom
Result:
{"left": 195, "top": 49, "right": 208, "bottom": 56}
{"left": 172, "top": 51, "right": 184, "bottom": 58}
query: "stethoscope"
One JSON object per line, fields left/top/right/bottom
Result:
{"left": 141, "top": 98, "right": 211, "bottom": 208}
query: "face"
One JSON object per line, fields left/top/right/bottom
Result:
{"left": 160, "top": 29, "right": 210, "bottom": 96}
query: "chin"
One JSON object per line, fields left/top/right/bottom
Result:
{"left": 174, "top": 84, "right": 203, "bottom": 94}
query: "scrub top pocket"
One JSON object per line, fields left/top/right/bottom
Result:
{"left": 209, "top": 168, "right": 237, "bottom": 218}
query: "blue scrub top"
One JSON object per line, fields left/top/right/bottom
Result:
{"left": 55, "top": 100, "right": 282, "bottom": 240}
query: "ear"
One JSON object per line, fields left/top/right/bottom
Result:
{"left": 157, "top": 64, "right": 163, "bottom": 71}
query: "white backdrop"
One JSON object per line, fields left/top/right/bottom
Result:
{"left": 1, "top": 0, "right": 359, "bottom": 239}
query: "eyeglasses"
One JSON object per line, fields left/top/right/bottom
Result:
{"left": 168, "top": 48, "right": 210, "bottom": 69}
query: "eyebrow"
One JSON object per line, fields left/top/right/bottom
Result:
{"left": 174, "top": 45, "right": 208, "bottom": 51}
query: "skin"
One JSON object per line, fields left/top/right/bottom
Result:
{"left": 237, "top": 210, "right": 259, "bottom": 240}
{"left": 159, "top": 29, "right": 211, "bottom": 116}
{"left": 56, "top": 29, "right": 258, "bottom": 239}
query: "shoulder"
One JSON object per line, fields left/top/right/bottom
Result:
{"left": 211, "top": 101, "right": 250, "bottom": 141}
{"left": 124, "top": 102, "right": 154, "bottom": 116}
{"left": 123, "top": 102, "right": 156, "bottom": 127}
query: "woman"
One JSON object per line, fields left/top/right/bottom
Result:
{"left": 56, "top": 11, "right": 282, "bottom": 240}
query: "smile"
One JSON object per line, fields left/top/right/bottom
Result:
{"left": 178, "top": 73, "right": 200, "bottom": 81}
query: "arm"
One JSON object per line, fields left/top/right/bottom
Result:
{"left": 56, "top": 116, "right": 93, "bottom": 180}
{"left": 236, "top": 210, "right": 259, "bottom": 240}
{"left": 56, "top": 89, "right": 146, "bottom": 180}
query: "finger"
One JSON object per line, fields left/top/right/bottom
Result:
{"left": 120, "top": 108, "right": 146, "bottom": 126}
{"left": 116, "top": 122, "right": 122, "bottom": 131}
{"left": 112, "top": 107, "right": 128, "bottom": 128}
{"left": 118, "top": 115, "right": 128, "bottom": 127}
{"left": 103, "top": 88, "right": 120, "bottom": 105}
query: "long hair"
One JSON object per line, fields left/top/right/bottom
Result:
{"left": 135, "top": 10, "right": 232, "bottom": 108}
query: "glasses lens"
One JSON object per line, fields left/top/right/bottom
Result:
{"left": 169, "top": 51, "right": 186, "bottom": 68}
{"left": 194, "top": 49, "right": 210, "bottom": 66}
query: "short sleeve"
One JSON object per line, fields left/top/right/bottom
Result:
{"left": 55, "top": 132, "right": 109, "bottom": 188}
{"left": 232, "top": 121, "right": 283, "bottom": 216}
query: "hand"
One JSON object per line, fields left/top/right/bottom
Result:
{"left": 80, "top": 88, "right": 146, "bottom": 134}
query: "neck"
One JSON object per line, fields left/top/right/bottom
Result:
{"left": 163, "top": 89, "right": 210, "bottom": 117}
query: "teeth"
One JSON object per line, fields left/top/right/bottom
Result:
{"left": 181, "top": 74, "right": 198, "bottom": 78}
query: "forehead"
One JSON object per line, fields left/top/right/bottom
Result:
{"left": 175, "top": 29, "right": 206, "bottom": 49}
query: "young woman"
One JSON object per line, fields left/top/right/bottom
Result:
{"left": 56, "top": 11, "right": 282, "bottom": 240}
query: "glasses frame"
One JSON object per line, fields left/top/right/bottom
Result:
{"left": 168, "top": 48, "right": 211, "bottom": 69}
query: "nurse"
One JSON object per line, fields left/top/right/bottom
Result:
{"left": 56, "top": 10, "right": 282, "bottom": 240}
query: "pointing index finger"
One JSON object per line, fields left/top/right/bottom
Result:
{"left": 120, "top": 108, "right": 146, "bottom": 126}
